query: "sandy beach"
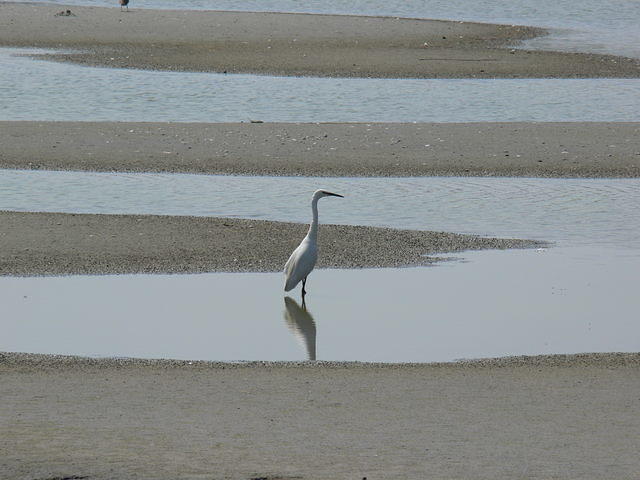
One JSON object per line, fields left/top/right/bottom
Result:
{"left": 1, "top": 3, "right": 640, "bottom": 78}
{"left": 2, "top": 352, "right": 639, "bottom": 479}
{"left": 0, "top": 211, "right": 538, "bottom": 276}
{"left": 3, "top": 121, "right": 640, "bottom": 177}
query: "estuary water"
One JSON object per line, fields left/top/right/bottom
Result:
{"left": 2, "top": 48, "right": 640, "bottom": 122}
{"left": 1, "top": 170, "right": 639, "bottom": 248}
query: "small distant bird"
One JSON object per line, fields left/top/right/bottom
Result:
{"left": 284, "top": 189, "right": 343, "bottom": 298}
{"left": 54, "top": 9, "right": 75, "bottom": 16}
{"left": 120, "top": 0, "right": 129, "bottom": 11}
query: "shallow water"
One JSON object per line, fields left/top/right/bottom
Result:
{"left": 2, "top": 169, "right": 638, "bottom": 361}
{"left": 16, "top": 0, "right": 640, "bottom": 59}
{"left": 2, "top": 48, "right": 640, "bottom": 122}
{"left": 2, "top": 246, "right": 638, "bottom": 362}
{"left": 2, "top": 170, "right": 639, "bottom": 248}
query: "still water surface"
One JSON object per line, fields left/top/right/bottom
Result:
{"left": 16, "top": 0, "right": 640, "bottom": 59}
{"left": 2, "top": 48, "right": 640, "bottom": 122}
{"left": 2, "top": 170, "right": 639, "bottom": 248}
{"left": 2, "top": 247, "right": 638, "bottom": 362}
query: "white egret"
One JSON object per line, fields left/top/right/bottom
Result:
{"left": 284, "top": 189, "right": 343, "bottom": 298}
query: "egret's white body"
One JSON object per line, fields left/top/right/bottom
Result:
{"left": 284, "top": 189, "right": 343, "bottom": 297}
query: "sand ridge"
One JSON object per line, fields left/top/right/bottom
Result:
{"left": 1, "top": 3, "right": 639, "bottom": 78}
{"left": 2, "top": 121, "right": 640, "bottom": 177}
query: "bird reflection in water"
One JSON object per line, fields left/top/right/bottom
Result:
{"left": 283, "top": 296, "right": 317, "bottom": 361}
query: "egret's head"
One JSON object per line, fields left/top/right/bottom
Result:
{"left": 313, "top": 189, "right": 344, "bottom": 201}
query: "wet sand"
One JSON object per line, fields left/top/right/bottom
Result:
{"left": 0, "top": 211, "right": 539, "bottom": 276}
{"left": 1, "top": 3, "right": 639, "bottom": 78}
{"left": 3, "top": 121, "right": 640, "bottom": 177}
{"left": 2, "top": 351, "right": 639, "bottom": 479}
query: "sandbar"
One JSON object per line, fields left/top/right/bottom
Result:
{"left": 1, "top": 3, "right": 639, "bottom": 78}
{"left": 2, "top": 121, "right": 639, "bottom": 177}
{"left": 2, "top": 351, "right": 639, "bottom": 479}
{"left": 0, "top": 210, "right": 539, "bottom": 276}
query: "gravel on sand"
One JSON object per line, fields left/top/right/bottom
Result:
{"left": 2, "top": 121, "right": 640, "bottom": 177}
{"left": 0, "top": 210, "right": 540, "bottom": 276}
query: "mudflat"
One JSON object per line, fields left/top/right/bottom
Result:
{"left": 1, "top": 5, "right": 638, "bottom": 480}
{"left": 0, "top": 211, "right": 538, "bottom": 276}
{"left": 1, "top": 3, "right": 639, "bottom": 78}
{"left": 2, "top": 121, "right": 640, "bottom": 177}
{"left": 2, "top": 352, "right": 639, "bottom": 479}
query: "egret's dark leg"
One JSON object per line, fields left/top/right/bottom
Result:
{"left": 302, "top": 277, "right": 307, "bottom": 298}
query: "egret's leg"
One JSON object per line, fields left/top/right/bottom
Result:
{"left": 302, "top": 278, "right": 307, "bottom": 297}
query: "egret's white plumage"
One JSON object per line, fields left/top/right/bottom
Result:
{"left": 284, "top": 189, "right": 343, "bottom": 297}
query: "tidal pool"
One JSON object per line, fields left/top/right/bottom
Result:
{"left": 2, "top": 246, "right": 638, "bottom": 362}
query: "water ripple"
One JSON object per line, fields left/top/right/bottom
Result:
{"left": 2, "top": 48, "right": 640, "bottom": 122}
{"left": 1, "top": 169, "right": 639, "bottom": 248}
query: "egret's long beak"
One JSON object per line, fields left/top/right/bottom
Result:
{"left": 325, "top": 191, "right": 344, "bottom": 198}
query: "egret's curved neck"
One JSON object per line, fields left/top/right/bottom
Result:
{"left": 307, "top": 196, "right": 320, "bottom": 241}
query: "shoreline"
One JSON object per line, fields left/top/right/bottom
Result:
{"left": 2, "top": 121, "right": 639, "bottom": 178}
{"left": 2, "top": 3, "right": 640, "bottom": 78}
{"left": 0, "top": 210, "right": 540, "bottom": 276}
{"left": 3, "top": 350, "right": 639, "bottom": 369}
